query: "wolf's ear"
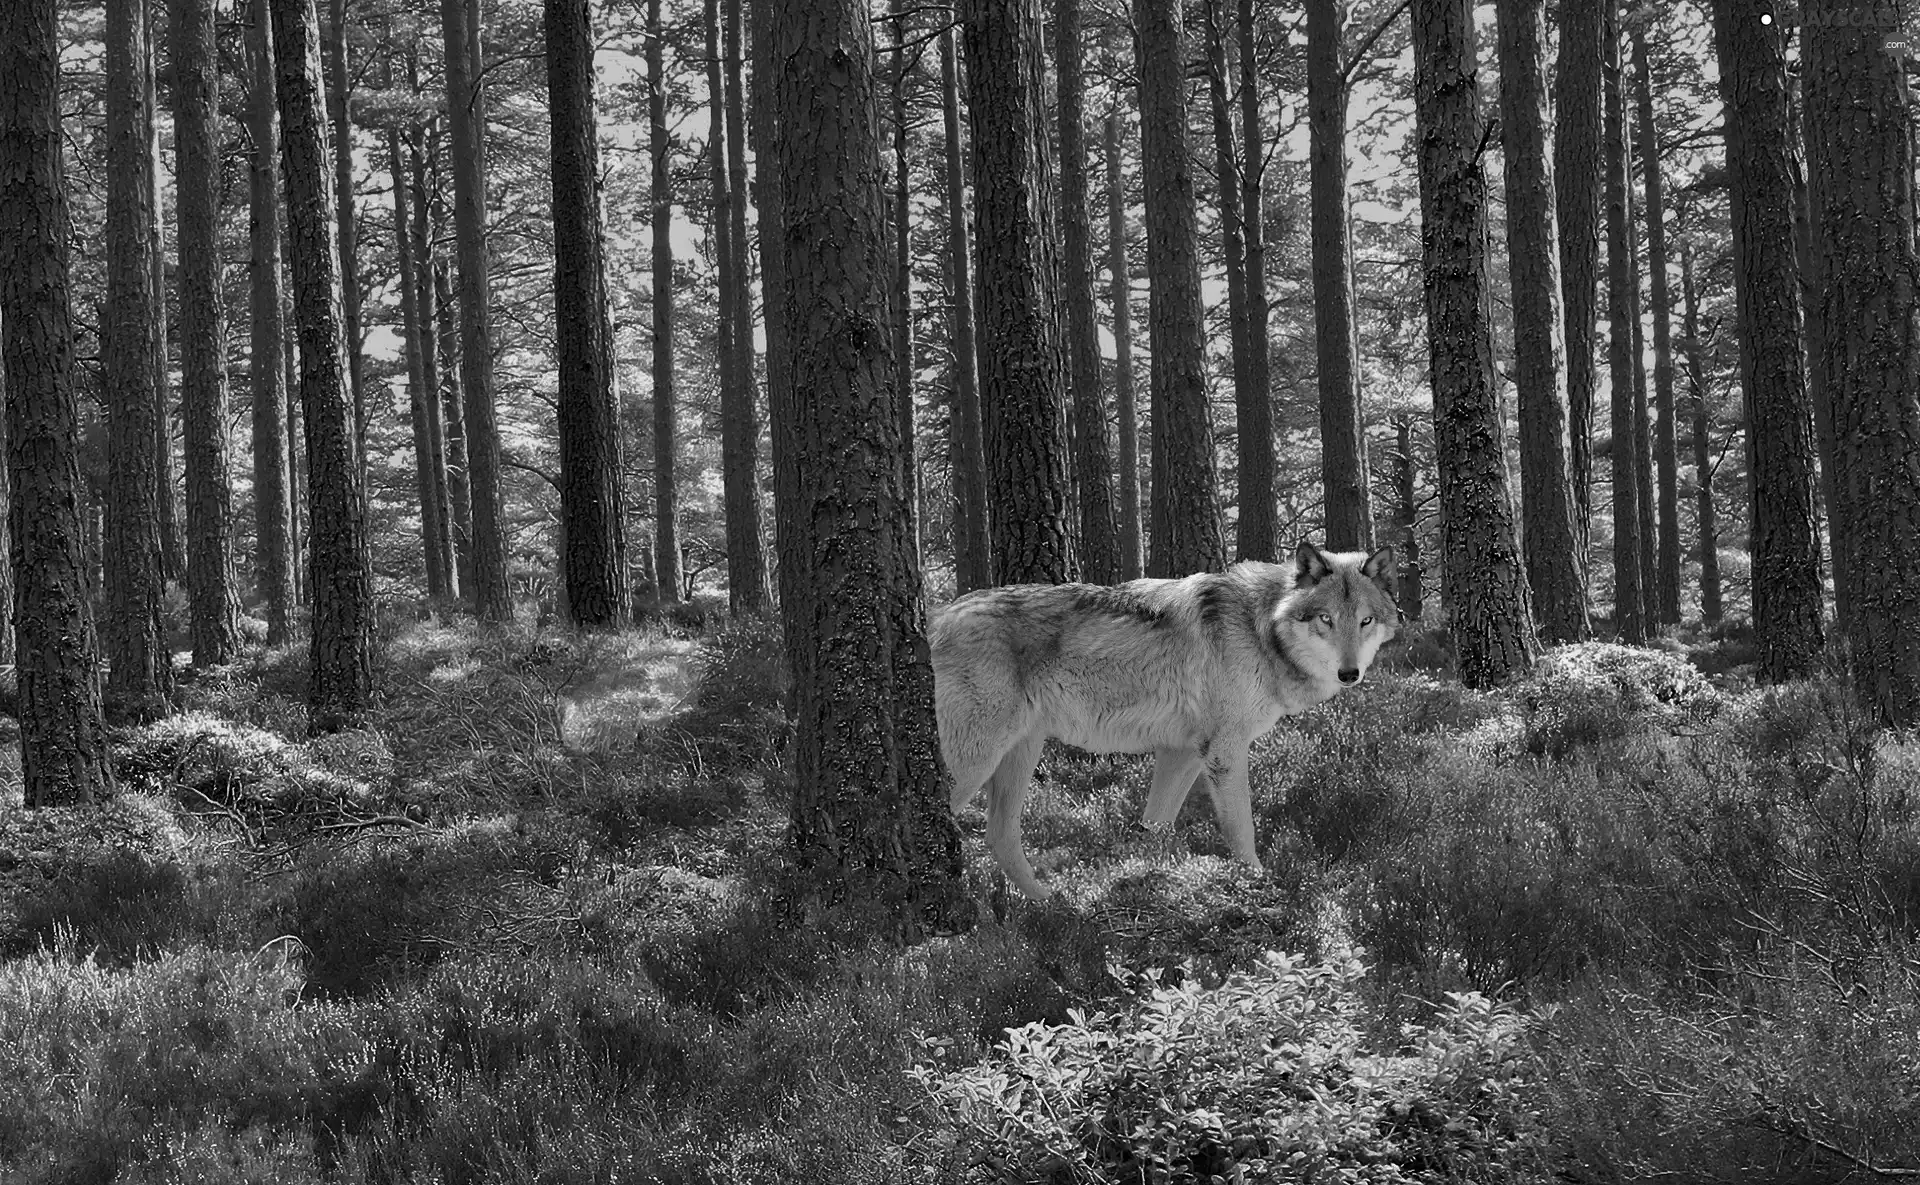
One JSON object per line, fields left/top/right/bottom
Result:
{"left": 1294, "top": 540, "right": 1333, "bottom": 587}
{"left": 1361, "top": 546, "right": 1398, "bottom": 596}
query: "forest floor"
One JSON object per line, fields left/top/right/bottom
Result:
{"left": 1, "top": 610, "right": 1918, "bottom": 1184}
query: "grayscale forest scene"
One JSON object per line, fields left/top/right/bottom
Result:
{"left": 2, "top": 0, "right": 1919, "bottom": 1179}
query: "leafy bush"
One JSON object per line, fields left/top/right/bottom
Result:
{"left": 1518, "top": 641, "right": 1721, "bottom": 758}
{"left": 112, "top": 713, "right": 388, "bottom": 838}
{"left": 912, "top": 951, "right": 1546, "bottom": 1184}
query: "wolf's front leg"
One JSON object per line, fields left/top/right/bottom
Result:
{"left": 1205, "top": 745, "right": 1261, "bottom": 872}
{"left": 1140, "top": 749, "right": 1206, "bottom": 827}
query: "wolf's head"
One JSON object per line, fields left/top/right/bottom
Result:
{"left": 1279, "top": 540, "right": 1401, "bottom": 688}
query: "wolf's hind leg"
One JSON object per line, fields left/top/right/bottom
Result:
{"left": 1139, "top": 749, "right": 1206, "bottom": 828}
{"left": 984, "top": 734, "right": 1048, "bottom": 900}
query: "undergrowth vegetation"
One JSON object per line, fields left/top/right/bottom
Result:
{"left": 1, "top": 621, "right": 1917, "bottom": 1183}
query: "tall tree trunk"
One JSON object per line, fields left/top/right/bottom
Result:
{"left": 272, "top": 0, "right": 374, "bottom": 731}
{"left": 173, "top": 0, "right": 244, "bottom": 667}
{"left": 441, "top": 0, "right": 511, "bottom": 621}
{"left": 964, "top": 0, "right": 1073, "bottom": 585}
{"left": 748, "top": 0, "right": 797, "bottom": 629}
{"left": 0, "top": 0, "right": 116, "bottom": 804}
{"left": 1498, "top": 0, "right": 1587, "bottom": 642}
{"left": 1412, "top": 0, "right": 1538, "bottom": 688}
{"left": 104, "top": 0, "right": 170, "bottom": 721}
{"left": 0, "top": 336, "right": 11, "bottom": 666}
{"left": 1554, "top": 0, "right": 1602, "bottom": 542}
{"left": 769, "top": 0, "right": 971, "bottom": 938}
{"left": 890, "top": 0, "right": 918, "bottom": 566}
{"left": 390, "top": 128, "right": 450, "bottom": 600}
{"left": 1058, "top": 0, "right": 1120, "bottom": 584}
{"left": 1802, "top": 0, "right": 1920, "bottom": 726}
{"left": 1790, "top": 87, "right": 1846, "bottom": 631}
{"left": 1306, "top": 0, "right": 1373, "bottom": 551}
{"left": 1629, "top": 185, "right": 1658, "bottom": 622}
{"left": 326, "top": 0, "right": 364, "bottom": 488}
{"left": 1711, "top": 0, "right": 1825, "bottom": 679}
{"left": 1603, "top": 0, "right": 1645, "bottom": 643}
{"left": 646, "top": 0, "right": 681, "bottom": 604}
{"left": 548, "top": 0, "right": 628, "bottom": 627}
{"left": 1105, "top": 105, "right": 1142, "bottom": 580}
{"left": 725, "top": 0, "right": 764, "bottom": 609}
{"left": 283, "top": 280, "right": 304, "bottom": 605}
{"left": 1390, "top": 413, "right": 1425, "bottom": 621}
{"left": 1205, "top": 0, "right": 1255, "bottom": 563}
{"left": 1234, "top": 0, "right": 1275, "bottom": 562}
{"left": 1680, "top": 237, "right": 1721, "bottom": 625}
{"left": 707, "top": 0, "right": 755, "bottom": 611}
{"left": 426, "top": 143, "right": 472, "bottom": 595}
{"left": 1632, "top": 30, "right": 1681, "bottom": 625}
{"left": 148, "top": 29, "right": 183, "bottom": 587}
{"left": 247, "top": 0, "right": 294, "bottom": 643}
{"left": 1136, "top": 0, "right": 1225, "bottom": 575}
{"left": 938, "top": 26, "right": 990, "bottom": 593}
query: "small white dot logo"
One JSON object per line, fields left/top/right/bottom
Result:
{"left": 1760, "top": 12, "right": 1773, "bottom": 23}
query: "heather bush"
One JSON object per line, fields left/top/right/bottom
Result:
{"left": 1518, "top": 641, "right": 1721, "bottom": 759}
{"left": 911, "top": 950, "right": 1546, "bottom": 1184}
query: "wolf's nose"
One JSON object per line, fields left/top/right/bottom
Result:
{"left": 1338, "top": 667, "right": 1361, "bottom": 685}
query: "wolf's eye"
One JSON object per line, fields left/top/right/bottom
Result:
{"left": 1361, "top": 616, "right": 1374, "bottom": 627}
{"left": 1317, "top": 613, "right": 1333, "bottom": 626}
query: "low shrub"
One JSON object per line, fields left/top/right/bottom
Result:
{"left": 0, "top": 943, "right": 368, "bottom": 1183}
{"left": 1518, "top": 641, "right": 1721, "bottom": 759}
{"left": 262, "top": 819, "right": 575, "bottom": 997}
{"left": 911, "top": 950, "right": 1547, "bottom": 1184}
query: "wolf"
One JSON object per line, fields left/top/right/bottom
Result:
{"left": 930, "top": 541, "right": 1400, "bottom": 900}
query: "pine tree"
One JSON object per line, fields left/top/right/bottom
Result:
{"left": 0, "top": 0, "right": 116, "bottom": 804}
{"left": 271, "top": 0, "right": 374, "bottom": 731}
{"left": 1135, "top": 0, "right": 1225, "bottom": 575}
{"left": 768, "top": 0, "right": 972, "bottom": 938}
{"left": 1710, "top": 0, "right": 1825, "bottom": 679}
{"left": 1497, "top": 0, "right": 1588, "bottom": 642}
{"left": 1412, "top": 0, "right": 1538, "bottom": 687}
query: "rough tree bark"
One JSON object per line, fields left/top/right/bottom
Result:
{"left": 173, "top": 0, "right": 244, "bottom": 667}
{"left": 103, "top": 0, "right": 171, "bottom": 721}
{"left": 1555, "top": 0, "right": 1602, "bottom": 540}
{"left": 248, "top": 0, "right": 294, "bottom": 642}
{"left": 390, "top": 128, "right": 451, "bottom": 600}
{"left": 1234, "top": 0, "right": 1276, "bottom": 561}
{"left": 707, "top": 0, "right": 762, "bottom": 612}
{"left": 938, "top": 25, "right": 990, "bottom": 592}
{"left": 964, "top": 0, "right": 1073, "bottom": 585}
{"left": 548, "top": 0, "right": 628, "bottom": 626}
{"left": 725, "top": 0, "right": 765, "bottom": 608}
{"left": 769, "top": 0, "right": 972, "bottom": 939}
{"left": 1059, "top": 0, "right": 1121, "bottom": 584}
{"left": 325, "top": 0, "right": 364, "bottom": 486}
{"left": 1632, "top": 29, "right": 1681, "bottom": 625}
{"left": 1136, "top": 0, "right": 1225, "bottom": 575}
{"left": 646, "top": 0, "right": 681, "bottom": 604}
{"left": 1105, "top": 105, "right": 1143, "bottom": 580}
{"left": 441, "top": 0, "right": 511, "bottom": 621}
{"left": 1603, "top": 0, "right": 1645, "bottom": 643}
{"left": 1306, "top": 0, "right": 1373, "bottom": 551}
{"left": 1802, "top": 0, "right": 1920, "bottom": 726}
{"left": 0, "top": 0, "right": 116, "bottom": 804}
{"left": 890, "top": 0, "right": 918, "bottom": 564}
{"left": 1680, "top": 237, "right": 1721, "bottom": 625}
{"left": 272, "top": 0, "right": 374, "bottom": 731}
{"left": 1711, "top": 0, "right": 1825, "bottom": 679}
{"left": 1412, "top": 0, "right": 1538, "bottom": 687}
{"left": 1497, "top": 0, "right": 1588, "bottom": 642}
{"left": 1205, "top": 0, "right": 1255, "bottom": 561}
